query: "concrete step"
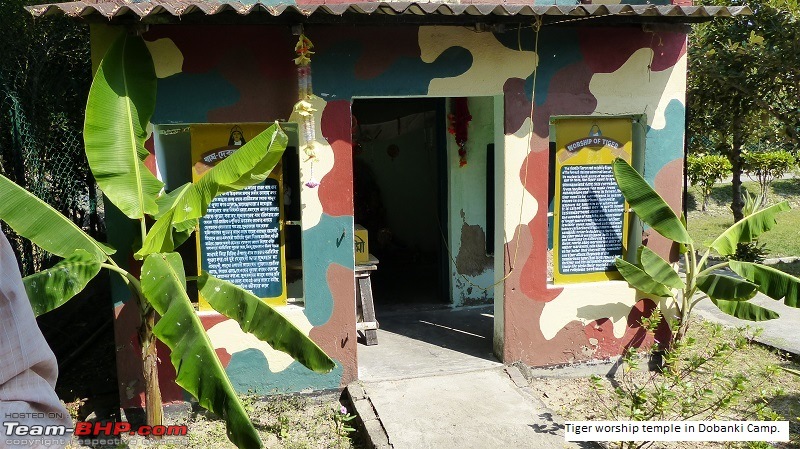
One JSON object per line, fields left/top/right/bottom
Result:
{"left": 346, "top": 366, "right": 586, "bottom": 449}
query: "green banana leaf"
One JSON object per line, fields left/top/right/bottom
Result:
{"left": 696, "top": 273, "right": 758, "bottom": 301}
{"left": 139, "top": 125, "right": 287, "bottom": 259}
{"left": 141, "top": 253, "right": 261, "bottom": 449}
{"left": 136, "top": 208, "right": 178, "bottom": 259}
{"left": 710, "top": 298, "right": 779, "bottom": 321}
{"left": 171, "top": 124, "right": 288, "bottom": 225}
{"left": 198, "top": 272, "right": 335, "bottom": 373}
{"left": 729, "top": 261, "right": 800, "bottom": 308}
{"left": 0, "top": 173, "right": 114, "bottom": 261}
{"left": 639, "top": 246, "right": 685, "bottom": 289}
{"left": 612, "top": 158, "right": 692, "bottom": 244}
{"left": 23, "top": 250, "right": 102, "bottom": 316}
{"left": 708, "top": 202, "right": 790, "bottom": 256}
{"left": 84, "top": 33, "right": 163, "bottom": 220}
{"left": 615, "top": 258, "right": 673, "bottom": 297}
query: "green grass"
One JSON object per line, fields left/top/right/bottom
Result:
{"left": 687, "top": 179, "right": 800, "bottom": 258}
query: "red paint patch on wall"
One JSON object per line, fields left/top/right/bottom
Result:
{"left": 583, "top": 299, "right": 668, "bottom": 359}
{"left": 579, "top": 28, "right": 687, "bottom": 74}
{"left": 651, "top": 158, "right": 684, "bottom": 262}
{"left": 309, "top": 264, "right": 357, "bottom": 387}
{"left": 532, "top": 61, "right": 597, "bottom": 149}
{"left": 515, "top": 149, "right": 561, "bottom": 303}
{"left": 503, "top": 78, "right": 530, "bottom": 135}
{"left": 318, "top": 100, "right": 354, "bottom": 217}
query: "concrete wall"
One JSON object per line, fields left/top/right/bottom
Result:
{"left": 448, "top": 97, "right": 495, "bottom": 307}
{"left": 93, "top": 22, "right": 688, "bottom": 404}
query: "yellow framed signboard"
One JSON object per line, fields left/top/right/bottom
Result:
{"left": 552, "top": 117, "right": 633, "bottom": 284}
{"left": 191, "top": 123, "right": 287, "bottom": 308}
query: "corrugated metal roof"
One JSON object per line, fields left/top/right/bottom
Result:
{"left": 26, "top": 0, "right": 751, "bottom": 23}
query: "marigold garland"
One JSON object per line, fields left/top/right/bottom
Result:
{"left": 448, "top": 98, "right": 471, "bottom": 167}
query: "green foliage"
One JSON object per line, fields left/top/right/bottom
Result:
{"left": 590, "top": 318, "right": 786, "bottom": 449}
{"left": 743, "top": 150, "right": 797, "bottom": 199}
{"left": 612, "top": 159, "right": 797, "bottom": 339}
{"left": 0, "top": 33, "right": 334, "bottom": 449}
{"left": 687, "top": 154, "right": 732, "bottom": 211}
{"left": 687, "top": 0, "right": 800, "bottom": 220}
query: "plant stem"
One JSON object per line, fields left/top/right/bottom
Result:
{"left": 101, "top": 260, "right": 163, "bottom": 431}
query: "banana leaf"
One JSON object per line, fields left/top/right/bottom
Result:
{"left": 84, "top": 33, "right": 163, "bottom": 220}
{"left": 639, "top": 246, "right": 685, "bottom": 289}
{"left": 0, "top": 173, "right": 114, "bottom": 261}
{"left": 171, "top": 124, "right": 288, "bottom": 225}
{"left": 615, "top": 258, "right": 673, "bottom": 297}
{"left": 612, "top": 158, "right": 692, "bottom": 244}
{"left": 23, "top": 250, "right": 102, "bottom": 316}
{"left": 729, "top": 261, "right": 800, "bottom": 308}
{"left": 710, "top": 298, "right": 779, "bottom": 321}
{"left": 198, "top": 272, "right": 335, "bottom": 373}
{"left": 141, "top": 253, "right": 261, "bottom": 449}
{"left": 696, "top": 273, "right": 758, "bottom": 301}
{"left": 708, "top": 202, "right": 790, "bottom": 256}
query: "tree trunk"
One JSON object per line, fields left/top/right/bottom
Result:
{"left": 730, "top": 113, "right": 745, "bottom": 222}
{"left": 139, "top": 300, "right": 163, "bottom": 431}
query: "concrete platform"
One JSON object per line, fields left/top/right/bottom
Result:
{"left": 358, "top": 305, "right": 501, "bottom": 381}
{"left": 348, "top": 367, "right": 582, "bottom": 449}
{"left": 351, "top": 306, "right": 583, "bottom": 448}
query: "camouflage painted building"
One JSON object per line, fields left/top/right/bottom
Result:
{"left": 30, "top": 0, "right": 747, "bottom": 409}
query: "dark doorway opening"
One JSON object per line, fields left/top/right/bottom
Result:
{"left": 352, "top": 98, "right": 449, "bottom": 314}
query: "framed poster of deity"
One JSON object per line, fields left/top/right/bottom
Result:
{"left": 551, "top": 117, "right": 633, "bottom": 284}
{"left": 190, "top": 123, "right": 287, "bottom": 308}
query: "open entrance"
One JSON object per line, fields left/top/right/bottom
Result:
{"left": 352, "top": 97, "right": 501, "bottom": 380}
{"left": 352, "top": 98, "right": 448, "bottom": 312}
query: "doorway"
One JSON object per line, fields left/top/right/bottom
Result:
{"left": 352, "top": 97, "right": 501, "bottom": 381}
{"left": 352, "top": 98, "right": 449, "bottom": 313}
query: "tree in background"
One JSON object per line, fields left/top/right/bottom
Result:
{"left": 686, "top": 154, "right": 732, "bottom": 211}
{"left": 742, "top": 150, "right": 796, "bottom": 199}
{"left": 687, "top": 0, "right": 800, "bottom": 221}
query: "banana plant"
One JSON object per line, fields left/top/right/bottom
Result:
{"left": 612, "top": 158, "right": 799, "bottom": 343}
{"left": 0, "top": 32, "right": 334, "bottom": 449}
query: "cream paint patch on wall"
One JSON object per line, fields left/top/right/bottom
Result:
{"left": 145, "top": 38, "right": 183, "bottom": 79}
{"left": 207, "top": 306, "right": 314, "bottom": 373}
{"left": 503, "top": 118, "right": 538, "bottom": 240}
{"left": 540, "top": 281, "right": 636, "bottom": 340}
{"left": 419, "top": 27, "right": 537, "bottom": 97}
{"left": 289, "top": 95, "right": 334, "bottom": 230}
{"left": 590, "top": 48, "right": 686, "bottom": 129}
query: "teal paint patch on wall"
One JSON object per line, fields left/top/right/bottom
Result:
{"left": 303, "top": 214, "right": 354, "bottom": 326}
{"left": 152, "top": 71, "right": 239, "bottom": 123}
{"left": 493, "top": 28, "right": 583, "bottom": 104}
{"left": 313, "top": 41, "right": 472, "bottom": 99}
{"left": 226, "top": 349, "right": 344, "bottom": 394}
{"left": 644, "top": 99, "right": 685, "bottom": 185}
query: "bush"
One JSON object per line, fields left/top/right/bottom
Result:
{"left": 687, "top": 154, "right": 732, "bottom": 211}
{"left": 590, "top": 312, "right": 785, "bottom": 449}
{"left": 742, "top": 150, "right": 796, "bottom": 199}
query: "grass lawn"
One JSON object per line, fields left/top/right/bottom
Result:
{"left": 687, "top": 179, "right": 800, "bottom": 259}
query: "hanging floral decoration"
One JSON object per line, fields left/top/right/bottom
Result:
{"left": 293, "top": 33, "right": 320, "bottom": 188}
{"left": 448, "top": 97, "right": 471, "bottom": 167}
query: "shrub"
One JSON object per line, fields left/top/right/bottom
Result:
{"left": 742, "top": 150, "right": 796, "bottom": 199}
{"left": 590, "top": 312, "right": 785, "bottom": 449}
{"left": 687, "top": 154, "right": 732, "bottom": 211}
